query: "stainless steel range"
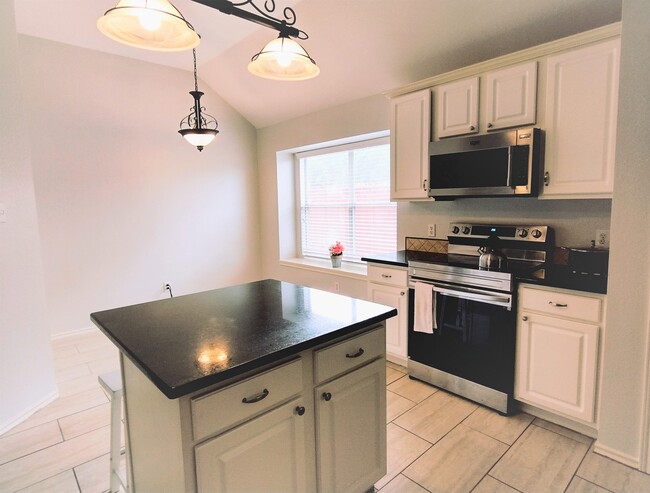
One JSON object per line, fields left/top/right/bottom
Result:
{"left": 407, "top": 223, "right": 552, "bottom": 414}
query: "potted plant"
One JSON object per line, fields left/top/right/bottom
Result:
{"left": 329, "top": 241, "right": 344, "bottom": 268}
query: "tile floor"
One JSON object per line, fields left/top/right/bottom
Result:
{"left": 2, "top": 330, "right": 650, "bottom": 492}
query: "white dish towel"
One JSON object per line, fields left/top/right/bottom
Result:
{"left": 414, "top": 281, "right": 437, "bottom": 333}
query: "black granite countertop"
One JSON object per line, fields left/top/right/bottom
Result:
{"left": 363, "top": 252, "right": 607, "bottom": 294}
{"left": 91, "top": 279, "right": 397, "bottom": 399}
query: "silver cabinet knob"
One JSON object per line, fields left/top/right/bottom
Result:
{"left": 544, "top": 171, "right": 550, "bottom": 186}
{"left": 487, "top": 123, "right": 493, "bottom": 128}
{"left": 469, "top": 125, "right": 476, "bottom": 131}
{"left": 522, "top": 316, "right": 528, "bottom": 321}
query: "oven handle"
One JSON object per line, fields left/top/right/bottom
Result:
{"left": 410, "top": 278, "right": 512, "bottom": 309}
{"left": 434, "top": 285, "right": 511, "bottom": 308}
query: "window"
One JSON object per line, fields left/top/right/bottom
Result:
{"left": 297, "top": 137, "right": 396, "bottom": 264}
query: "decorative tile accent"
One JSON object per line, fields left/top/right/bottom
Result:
{"left": 405, "top": 237, "right": 448, "bottom": 253}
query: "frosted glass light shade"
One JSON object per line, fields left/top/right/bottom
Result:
{"left": 179, "top": 129, "right": 218, "bottom": 148}
{"left": 97, "top": 0, "right": 200, "bottom": 51}
{"left": 248, "top": 35, "right": 319, "bottom": 81}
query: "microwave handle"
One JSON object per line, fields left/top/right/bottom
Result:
{"left": 506, "top": 147, "right": 513, "bottom": 188}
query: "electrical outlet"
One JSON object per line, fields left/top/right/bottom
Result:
{"left": 596, "top": 230, "right": 610, "bottom": 248}
{"left": 164, "top": 282, "right": 170, "bottom": 291}
{"left": 427, "top": 224, "right": 436, "bottom": 237}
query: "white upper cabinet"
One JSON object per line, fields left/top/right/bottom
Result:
{"left": 435, "top": 76, "right": 479, "bottom": 138}
{"left": 390, "top": 89, "right": 431, "bottom": 200}
{"left": 485, "top": 61, "right": 537, "bottom": 131}
{"left": 542, "top": 38, "right": 620, "bottom": 198}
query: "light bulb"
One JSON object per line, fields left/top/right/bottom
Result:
{"left": 138, "top": 9, "right": 162, "bottom": 31}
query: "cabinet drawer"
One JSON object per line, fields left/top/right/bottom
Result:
{"left": 520, "top": 287, "right": 603, "bottom": 323}
{"left": 191, "top": 359, "right": 303, "bottom": 441}
{"left": 367, "top": 265, "right": 407, "bottom": 287}
{"left": 315, "top": 327, "right": 384, "bottom": 384}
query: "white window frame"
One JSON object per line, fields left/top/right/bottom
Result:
{"left": 294, "top": 136, "right": 394, "bottom": 265}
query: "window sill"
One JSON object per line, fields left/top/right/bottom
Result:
{"left": 280, "top": 257, "right": 368, "bottom": 280}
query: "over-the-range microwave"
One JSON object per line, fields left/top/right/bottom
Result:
{"left": 427, "top": 127, "right": 543, "bottom": 199}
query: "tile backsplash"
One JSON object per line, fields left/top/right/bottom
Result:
{"left": 406, "top": 237, "right": 448, "bottom": 254}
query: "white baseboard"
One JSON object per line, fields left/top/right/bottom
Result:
{"left": 593, "top": 441, "right": 641, "bottom": 469}
{"left": 517, "top": 402, "right": 598, "bottom": 438}
{"left": 51, "top": 326, "right": 98, "bottom": 341}
{"left": 0, "top": 388, "right": 59, "bottom": 436}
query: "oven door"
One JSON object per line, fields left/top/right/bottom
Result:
{"left": 408, "top": 281, "right": 516, "bottom": 395}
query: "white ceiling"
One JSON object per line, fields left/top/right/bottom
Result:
{"left": 15, "top": 0, "right": 622, "bottom": 129}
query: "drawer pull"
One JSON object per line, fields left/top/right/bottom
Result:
{"left": 522, "top": 316, "right": 528, "bottom": 321}
{"left": 295, "top": 406, "right": 306, "bottom": 416}
{"left": 242, "top": 388, "right": 269, "bottom": 404}
{"left": 381, "top": 274, "right": 392, "bottom": 279}
{"left": 345, "top": 348, "right": 365, "bottom": 359}
{"left": 322, "top": 392, "right": 332, "bottom": 401}
{"left": 549, "top": 301, "right": 568, "bottom": 308}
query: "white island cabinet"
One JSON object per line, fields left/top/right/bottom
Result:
{"left": 122, "top": 325, "right": 387, "bottom": 493}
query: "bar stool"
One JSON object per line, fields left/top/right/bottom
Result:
{"left": 98, "top": 370, "right": 128, "bottom": 493}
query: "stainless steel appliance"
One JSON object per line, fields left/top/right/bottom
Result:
{"left": 407, "top": 223, "right": 552, "bottom": 414}
{"left": 428, "top": 128, "right": 542, "bottom": 199}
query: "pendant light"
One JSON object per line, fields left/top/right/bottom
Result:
{"left": 98, "top": 0, "right": 319, "bottom": 80}
{"left": 178, "top": 49, "right": 219, "bottom": 151}
{"left": 97, "top": 0, "right": 200, "bottom": 51}
{"left": 249, "top": 33, "right": 319, "bottom": 81}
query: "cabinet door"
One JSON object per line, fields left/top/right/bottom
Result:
{"left": 435, "top": 76, "right": 479, "bottom": 138}
{"left": 368, "top": 282, "right": 407, "bottom": 363}
{"left": 486, "top": 61, "right": 537, "bottom": 131}
{"left": 516, "top": 312, "right": 599, "bottom": 422}
{"left": 543, "top": 39, "right": 620, "bottom": 198}
{"left": 316, "top": 359, "right": 386, "bottom": 493}
{"left": 195, "top": 398, "right": 309, "bottom": 493}
{"left": 390, "top": 89, "right": 431, "bottom": 200}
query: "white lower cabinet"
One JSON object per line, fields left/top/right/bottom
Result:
{"left": 195, "top": 398, "right": 308, "bottom": 493}
{"left": 315, "top": 358, "right": 387, "bottom": 493}
{"left": 367, "top": 264, "right": 408, "bottom": 365}
{"left": 515, "top": 285, "right": 605, "bottom": 425}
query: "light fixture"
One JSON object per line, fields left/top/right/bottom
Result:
{"left": 249, "top": 33, "right": 319, "bottom": 81}
{"left": 98, "top": 0, "right": 319, "bottom": 80}
{"left": 97, "top": 0, "right": 200, "bottom": 51}
{"left": 178, "top": 49, "right": 219, "bottom": 151}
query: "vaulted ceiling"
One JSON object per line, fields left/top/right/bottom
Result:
{"left": 15, "top": 0, "right": 622, "bottom": 128}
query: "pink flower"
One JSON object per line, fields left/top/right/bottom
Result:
{"left": 329, "top": 241, "right": 344, "bottom": 256}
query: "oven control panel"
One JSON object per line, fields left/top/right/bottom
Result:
{"left": 449, "top": 223, "right": 549, "bottom": 242}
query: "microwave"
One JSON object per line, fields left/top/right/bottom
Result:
{"left": 428, "top": 127, "right": 542, "bottom": 199}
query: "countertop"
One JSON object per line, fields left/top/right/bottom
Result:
{"left": 91, "top": 279, "right": 397, "bottom": 399}
{"left": 362, "top": 251, "right": 607, "bottom": 295}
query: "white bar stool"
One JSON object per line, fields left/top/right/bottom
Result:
{"left": 98, "top": 370, "right": 128, "bottom": 493}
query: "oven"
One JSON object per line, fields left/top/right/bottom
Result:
{"left": 406, "top": 223, "right": 552, "bottom": 415}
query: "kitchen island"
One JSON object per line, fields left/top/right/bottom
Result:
{"left": 91, "top": 279, "right": 396, "bottom": 493}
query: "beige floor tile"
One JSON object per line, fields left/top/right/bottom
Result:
{"left": 386, "top": 390, "right": 416, "bottom": 423}
{"left": 463, "top": 406, "right": 534, "bottom": 445}
{"left": 387, "top": 375, "right": 437, "bottom": 403}
{"left": 386, "top": 365, "right": 406, "bottom": 385}
{"left": 57, "top": 373, "right": 105, "bottom": 398}
{"left": 54, "top": 345, "right": 118, "bottom": 372}
{"left": 87, "top": 355, "right": 120, "bottom": 376}
{"left": 73, "top": 331, "right": 114, "bottom": 353}
{"left": 577, "top": 450, "right": 650, "bottom": 492}
{"left": 375, "top": 423, "right": 431, "bottom": 490}
{"left": 0, "top": 425, "right": 110, "bottom": 492}
{"left": 75, "top": 453, "right": 110, "bottom": 493}
{"left": 0, "top": 421, "right": 63, "bottom": 465}
{"left": 404, "top": 424, "right": 508, "bottom": 493}
{"left": 14, "top": 469, "right": 80, "bottom": 493}
{"left": 394, "top": 390, "right": 478, "bottom": 444}
{"left": 55, "top": 363, "right": 92, "bottom": 384}
{"left": 473, "top": 475, "right": 520, "bottom": 493}
{"left": 9, "top": 388, "right": 108, "bottom": 435}
{"left": 566, "top": 476, "right": 611, "bottom": 493}
{"left": 59, "top": 403, "right": 111, "bottom": 440}
{"left": 490, "top": 424, "right": 590, "bottom": 493}
{"left": 533, "top": 418, "right": 594, "bottom": 445}
{"left": 378, "top": 473, "right": 428, "bottom": 493}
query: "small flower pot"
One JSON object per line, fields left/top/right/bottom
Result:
{"left": 331, "top": 255, "right": 342, "bottom": 268}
